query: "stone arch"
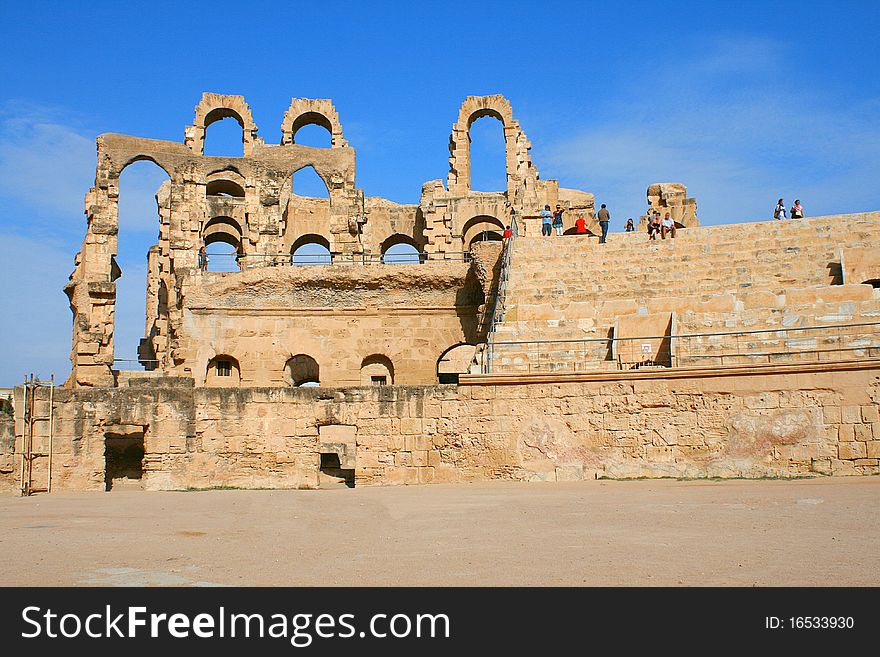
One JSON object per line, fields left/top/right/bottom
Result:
{"left": 203, "top": 216, "right": 243, "bottom": 247}
{"left": 447, "top": 95, "right": 538, "bottom": 199}
{"left": 462, "top": 215, "right": 505, "bottom": 250}
{"left": 206, "top": 167, "right": 246, "bottom": 197}
{"left": 206, "top": 354, "right": 241, "bottom": 386}
{"left": 290, "top": 164, "right": 331, "bottom": 198}
{"left": 117, "top": 154, "right": 174, "bottom": 179}
{"left": 186, "top": 92, "right": 259, "bottom": 157}
{"left": 281, "top": 99, "right": 347, "bottom": 148}
{"left": 381, "top": 235, "right": 422, "bottom": 264}
{"left": 290, "top": 233, "right": 332, "bottom": 265}
{"left": 360, "top": 354, "right": 394, "bottom": 386}
{"left": 284, "top": 354, "right": 320, "bottom": 387}
{"left": 437, "top": 343, "right": 477, "bottom": 384}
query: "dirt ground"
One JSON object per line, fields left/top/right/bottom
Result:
{"left": 1, "top": 477, "right": 878, "bottom": 586}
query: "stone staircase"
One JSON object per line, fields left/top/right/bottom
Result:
{"left": 488, "top": 212, "right": 880, "bottom": 372}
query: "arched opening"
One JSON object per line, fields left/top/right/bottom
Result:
{"left": 115, "top": 160, "right": 170, "bottom": 371}
{"left": 290, "top": 234, "right": 332, "bottom": 265}
{"left": 291, "top": 115, "right": 333, "bottom": 148}
{"left": 468, "top": 114, "right": 506, "bottom": 192}
{"left": 381, "top": 235, "right": 422, "bottom": 264}
{"left": 864, "top": 279, "right": 880, "bottom": 289}
{"left": 462, "top": 215, "right": 505, "bottom": 251}
{"left": 291, "top": 165, "right": 330, "bottom": 198}
{"left": 202, "top": 216, "right": 243, "bottom": 272}
{"left": 206, "top": 355, "right": 241, "bottom": 386}
{"left": 206, "top": 179, "right": 245, "bottom": 197}
{"left": 285, "top": 354, "right": 320, "bottom": 387}
{"left": 204, "top": 110, "right": 245, "bottom": 157}
{"left": 437, "top": 344, "right": 477, "bottom": 384}
{"left": 360, "top": 354, "right": 394, "bottom": 386}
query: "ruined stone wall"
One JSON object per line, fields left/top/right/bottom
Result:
{"left": 174, "top": 261, "right": 485, "bottom": 386}
{"left": 7, "top": 361, "right": 879, "bottom": 493}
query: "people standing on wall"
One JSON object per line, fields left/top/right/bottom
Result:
{"left": 540, "top": 205, "right": 553, "bottom": 236}
{"left": 661, "top": 212, "right": 676, "bottom": 239}
{"left": 198, "top": 245, "right": 208, "bottom": 272}
{"left": 236, "top": 241, "right": 246, "bottom": 271}
{"left": 624, "top": 218, "right": 635, "bottom": 232}
{"left": 597, "top": 204, "right": 611, "bottom": 243}
{"left": 791, "top": 199, "right": 805, "bottom": 219}
{"left": 774, "top": 199, "right": 786, "bottom": 220}
{"left": 552, "top": 204, "right": 565, "bottom": 236}
{"left": 574, "top": 215, "right": 588, "bottom": 234}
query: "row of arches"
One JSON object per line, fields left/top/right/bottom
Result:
{"left": 204, "top": 345, "right": 476, "bottom": 386}
{"left": 201, "top": 111, "right": 338, "bottom": 157}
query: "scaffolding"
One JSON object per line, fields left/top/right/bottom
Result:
{"left": 19, "top": 373, "right": 54, "bottom": 496}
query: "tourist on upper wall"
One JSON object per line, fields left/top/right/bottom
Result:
{"left": 791, "top": 200, "right": 805, "bottom": 219}
{"left": 575, "top": 215, "right": 588, "bottom": 235}
{"left": 597, "top": 204, "right": 611, "bottom": 243}
{"left": 540, "top": 205, "right": 553, "bottom": 236}
{"left": 624, "top": 218, "right": 635, "bottom": 232}
{"left": 198, "top": 245, "right": 208, "bottom": 272}
{"left": 774, "top": 198, "right": 787, "bottom": 220}
{"left": 503, "top": 225, "right": 513, "bottom": 240}
{"left": 552, "top": 204, "right": 565, "bottom": 236}
{"left": 648, "top": 212, "right": 661, "bottom": 240}
{"left": 661, "top": 212, "right": 676, "bottom": 239}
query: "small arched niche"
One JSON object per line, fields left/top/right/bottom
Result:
{"left": 360, "top": 354, "right": 394, "bottom": 386}
{"left": 285, "top": 354, "right": 320, "bottom": 387}
{"left": 206, "top": 355, "right": 241, "bottom": 386}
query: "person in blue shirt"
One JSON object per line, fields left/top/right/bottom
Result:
{"left": 540, "top": 205, "right": 553, "bottom": 236}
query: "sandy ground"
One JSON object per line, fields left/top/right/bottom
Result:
{"left": 1, "top": 477, "right": 878, "bottom": 586}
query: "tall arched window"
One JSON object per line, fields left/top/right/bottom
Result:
{"left": 468, "top": 115, "right": 506, "bottom": 192}
{"left": 115, "top": 159, "right": 170, "bottom": 372}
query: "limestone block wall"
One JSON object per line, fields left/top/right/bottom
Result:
{"left": 174, "top": 261, "right": 485, "bottom": 386}
{"left": 5, "top": 361, "right": 879, "bottom": 493}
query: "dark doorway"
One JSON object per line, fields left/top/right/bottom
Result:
{"left": 319, "top": 453, "right": 355, "bottom": 488}
{"left": 105, "top": 431, "right": 145, "bottom": 491}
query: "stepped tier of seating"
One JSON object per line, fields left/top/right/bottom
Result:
{"left": 489, "top": 212, "right": 880, "bottom": 373}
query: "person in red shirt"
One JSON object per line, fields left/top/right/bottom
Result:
{"left": 574, "top": 216, "right": 588, "bottom": 234}
{"left": 502, "top": 225, "right": 513, "bottom": 239}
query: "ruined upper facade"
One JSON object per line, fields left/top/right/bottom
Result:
{"left": 64, "top": 93, "right": 603, "bottom": 390}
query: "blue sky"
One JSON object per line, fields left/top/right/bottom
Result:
{"left": 1, "top": 0, "right": 878, "bottom": 386}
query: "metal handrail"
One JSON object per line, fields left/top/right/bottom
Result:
{"left": 483, "top": 215, "right": 518, "bottom": 372}
{"left": 484, "top": 321, "right": 880, "bottom": 373}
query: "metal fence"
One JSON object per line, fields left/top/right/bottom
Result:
{"left": 485, "top": 321, "right": 880, "bottom": 374}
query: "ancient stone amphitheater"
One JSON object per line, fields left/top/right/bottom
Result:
{"left": 3, "top": 93, "right": 879, "bottom": 494}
